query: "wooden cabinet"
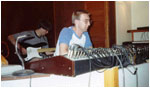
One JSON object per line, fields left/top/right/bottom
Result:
{"left": 53, "top": 1, "right": 116, "bottom": 48}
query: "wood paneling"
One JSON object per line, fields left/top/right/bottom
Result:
{"left": 2, "top": 1, "right": 54, "bottom": 46}
{"left": 1, "top": 1, "right": 54, "bottom": 64}
{"left": 85, "top": 1, "right": 105, "bottom": 10}
{"left": 108, "top": 1, "right": 116, "bottom": 47}
{"left": 1, "top": 1, "right": 116, "bottom": 64}
{"left": 53, "top": 1, "right": 84, "bottom": 44}
{"left": 53, "top": 1, "right": 116, "bottom": 48}
{"left": 85, "top": 1, "right": 108, "bottom": 47}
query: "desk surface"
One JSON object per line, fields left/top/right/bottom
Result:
{"left": 1, "top": 71, "right": 105, "bottom": 87}
{"left": 1, "top": 63, "right": 149, "bottom": 87}
{"left": 1, "top": 73, "right": 50, "bottom": 81}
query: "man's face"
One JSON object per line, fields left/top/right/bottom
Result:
{"left": 78, "top": 14, "right": 91, "bottom": 32}
{"left": 40, "top": 28, "right": 48, "bottom": 36}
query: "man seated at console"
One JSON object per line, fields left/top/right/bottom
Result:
{"left": 54, "top": 10, "right": 93, "bottom": 56}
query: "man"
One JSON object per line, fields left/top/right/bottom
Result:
{"left": 54, "top": 10, "right": 93, "bottom": 56}
{"left": 8, "top": 20, "right": 52, "bottom": 62}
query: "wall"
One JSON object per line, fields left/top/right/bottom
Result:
{"left": 116, "top": 1, "right": 132, "bottom": 45}
{"left": 131, "top": 1, "right": 149, "bottom": 29}
{"left": 131, "top": 1, "right": 149, "bottom": 41}
{"left": 116, "top": 1, "right": 149, "bottom": 44}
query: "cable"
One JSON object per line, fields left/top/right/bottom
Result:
{"left": 84, "top": 47, "right": 123, "bottom": 86}
{"left": 126, "top": 65, "right": 138, "bottom": 87}
{"left": 96, "top": 68, "right": 108, "bottom": 73}
{"left": 13, "top": 35, "right": 34, "bottom": 76}
{"left": 112, "top": 45, "right": 137, "bottom": 87}
{"left": 29, "top": 75, "right": 32, "bottom": 87}
{"left": 88, "top": 71, "right": 91, "bottom": 87}
{"left": 114, "top": 45, "right": 132, "bottom": 66}
{"left": 136, "top": 71, "right": 138, "bottom": 87}
{"left": 70, "top": 44, "right": 138, "bottom": 87}
{"left": 16, "top": 37, "right": 25, "bottom": 69}
{"left": 87, "top": 48, "right": 114, "bottom": 68}
{"left": 126, "top": 65, "right": 137, "bottom": 75}
{"left": 113, "top": 53, "right": 125, "bottom": 87}
{"left": 76, "top": 46, "right": 92, "bottom": 87}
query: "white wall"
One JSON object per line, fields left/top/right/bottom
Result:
{"left": 116, "top": 1, "right": 149, "bottom": 44}
{"left": 131, "top": 1, "right": 149, "bottom": 29}
{"left": 131, "top": 1, "right": 149, "bottom": 41}
{"left": 116, "top": 1, "right": 132, "bottom": 45}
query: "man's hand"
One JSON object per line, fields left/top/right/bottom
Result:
{"left": 8, "top": 35, "right": 27, "bottom": 55}
{"left": 20, "top": 47, "right": 27, "bottom": 55}
{"left": 45, "top": 51, "right": 54, "bottom": 55}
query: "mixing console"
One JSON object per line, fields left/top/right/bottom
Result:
{"left": 25, "top": 44, "right": 148, "bottom": 76}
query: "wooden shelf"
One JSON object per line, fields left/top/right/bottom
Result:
{"left": 127, "top": 29, "right": 149, "bottom": 41}
{"left": 127, "top": 29, "right": 149, "bottom": 33}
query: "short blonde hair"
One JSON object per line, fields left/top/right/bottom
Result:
{"left": 72, "top": 10, "right": 90, "bottom": 24}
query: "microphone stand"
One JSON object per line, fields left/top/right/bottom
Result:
{"left": 13, "top": 35, "right": 34, "bottom": 76}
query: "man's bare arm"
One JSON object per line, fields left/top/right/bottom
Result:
{"left": 8, "top": 34, "right": 27, "bottom": 55}
{"left": 8, "top": 35, "right": 17, "bottom": 46}
{"left": 59, "top": 43, "right": 69, "bottom": 55}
